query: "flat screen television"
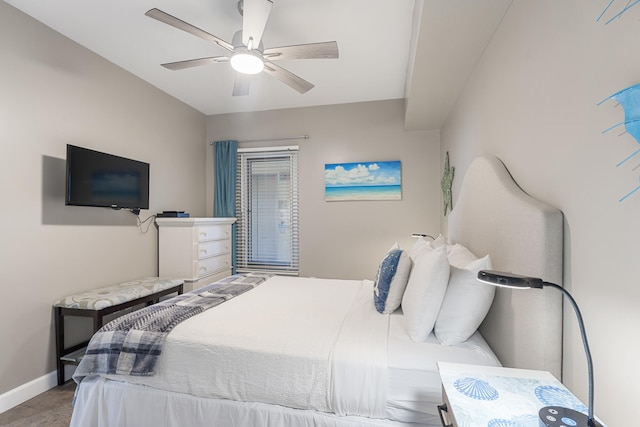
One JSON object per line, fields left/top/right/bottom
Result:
{"left": 65, "top": 144, "right": 150, "bottom": 211}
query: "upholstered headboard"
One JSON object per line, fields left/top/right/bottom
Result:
{"left": 447, "top": 156, "right": 564, "bottom": 380}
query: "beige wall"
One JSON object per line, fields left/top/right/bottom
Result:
{"left": 0, "top": 3, "right": 206, "bottom": 395}
{"left": 441, "top": 2, "right": 639, "bottom": 425}
{"left": 1, "top": 2, "right": 440, "bottom": 400}
{"left": 206, "top": 100, "right": 441, "bottom": 280}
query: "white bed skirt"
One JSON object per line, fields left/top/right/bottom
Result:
{"left": 71, "top": 376, "right": 433, "bottom": 427}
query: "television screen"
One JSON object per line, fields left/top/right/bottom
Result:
{"left": 65, "top": 144, "right": 150, "bottom": 210}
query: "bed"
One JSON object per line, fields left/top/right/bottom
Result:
{"left": 69, "top": 156, "right": 564, "bottom": 427}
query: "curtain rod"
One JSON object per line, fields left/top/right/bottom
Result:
{"left": 210, "top": 135, "right": 309, "bottom": 145}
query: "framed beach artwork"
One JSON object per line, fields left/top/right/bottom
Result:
{"left": 325, "top": 161, "right": 402, "bottom": 201}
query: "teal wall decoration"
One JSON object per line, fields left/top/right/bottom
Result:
{"left": 597, "top": 0, "right": 640, "bottom": 24}
{"left": 599, "top": 83, "right": 640, "bottom": 201}
{"left": 599, "top": 84, "right": 640, "bottom": 145}
{"left": 441, "top": 152, "right": 454, "bottom": 215}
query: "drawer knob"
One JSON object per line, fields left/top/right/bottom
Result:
{"left": 437, "top": 404, "right": 453, "bottom": 427}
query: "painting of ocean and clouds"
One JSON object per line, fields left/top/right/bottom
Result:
{"left": 325, "top": 161, "right": 402, "bottom": 201}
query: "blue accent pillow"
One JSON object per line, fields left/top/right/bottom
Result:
{"left": 373, "top": 248, "right": 412, "bottom": 314}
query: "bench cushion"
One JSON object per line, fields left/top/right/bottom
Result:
{"left": 54, "top": 277, "right": 184, "bottom": 310}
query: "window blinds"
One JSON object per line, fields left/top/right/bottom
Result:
{"left": 235, "top": 147, "right": 299, "bottom": 275}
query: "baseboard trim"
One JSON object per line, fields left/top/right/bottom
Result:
{"left": 0, "top": 370, "right": 58, "bottom": 414}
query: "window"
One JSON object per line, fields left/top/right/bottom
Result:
{"left": 236, "top": 147, "right": 299, "bottom": 275}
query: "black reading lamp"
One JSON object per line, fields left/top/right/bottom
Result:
{"left": 477, "top": 270, "right": 603, "bottom": 427}
{"left": 411, "top": 233, "right": 436, "bottom": 240}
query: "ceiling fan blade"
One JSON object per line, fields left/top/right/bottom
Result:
{"left": 145, "top": 8, "right": 234, "bottom": 52}
{"left": 233, "top": 73, "right": 253, "bottom": 96}
{"left": 264, "top": 41, "right": 339, "bottom": 61}
{"left": 241, "top": 0, "right": 272, "bottom": 47}
{"left": 161, "top": 56, "right": 229, "bottom": 71}
{"left": 263, "top": 61, "right": 314, "bottom": 94}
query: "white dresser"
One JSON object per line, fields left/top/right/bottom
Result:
{"left": 157, "top": 217, "right": 236, "bottom": 290}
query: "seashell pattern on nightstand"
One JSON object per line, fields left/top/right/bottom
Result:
{"left": 454, "top": 377, "right": 500, "bottom": 401}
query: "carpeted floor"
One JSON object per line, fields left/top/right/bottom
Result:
{"left": 0, "top": 381, "right": 75, "bottom": 426}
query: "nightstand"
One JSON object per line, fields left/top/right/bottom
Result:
{"left": 437, "top": 362, "right": 606, "bottom": 427}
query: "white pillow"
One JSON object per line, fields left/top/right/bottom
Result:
{"left": 434, "top": 255, "right": 495, "bottom": 345}
{"left": 373, "top": 248, "right": 412, "bottom": 314}
{"left": 401, "top": 245, "right": 450, "bottom": 341}
{"left": 447, "top": 243, "right": 479, "bottom": 268}
{"left": 409, "top": 234, "right": 447, "bottom": 261}
{"left": 409, "top": 237, "right": 431, "bottom": 261}
{"left": 431, "top": 234, "right": 448, "bottom": 248}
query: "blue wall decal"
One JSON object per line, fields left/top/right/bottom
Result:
{"left": 597, "top": 0, "right": 640, "bottom": 24}
{"left": 599, "top": 83, "right": 640, "bottom": 201}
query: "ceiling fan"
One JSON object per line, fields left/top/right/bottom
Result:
{"left": 145, "top": 0, "right": 339, "bottom": 96}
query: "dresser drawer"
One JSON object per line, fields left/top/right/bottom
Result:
{"left": 197, "top": 240, "right": 230, "bottom": 260}
{"left": 196, "top": 255, "right": 231, "bottom": 279}
{"left": 196, "top": 226, "right": 230, "bottom": 242}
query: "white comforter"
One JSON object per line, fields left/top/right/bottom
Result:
{"left": 103, "top": 276, "right": 390, "bottom": 418}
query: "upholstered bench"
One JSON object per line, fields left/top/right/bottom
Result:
{"left": 53, "top": 277, "right": 184, "bottom": 385}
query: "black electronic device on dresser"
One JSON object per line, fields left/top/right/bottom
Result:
{"left": 157, "top": 211, "right": 190, "bottom": 218}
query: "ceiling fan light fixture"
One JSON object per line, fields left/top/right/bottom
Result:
{"left": 230, "top": 49, "right": 264, "bottom": 75}
{"left": 146, "top": 7, "right": 335, "bottom": 95}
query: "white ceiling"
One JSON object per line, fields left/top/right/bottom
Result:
{"left": 5, "top": 0, "right": 512, "bottom": 131}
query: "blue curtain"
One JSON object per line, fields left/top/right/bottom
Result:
{"left": 213, "top": 140, "right": 238, "bottom": 274}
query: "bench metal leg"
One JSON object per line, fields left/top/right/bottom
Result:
{"left": 93, "top": 311, "right": 102, "bottom": 332}
{"left": 54, "top": 307, "right": 65, "bottom": 386}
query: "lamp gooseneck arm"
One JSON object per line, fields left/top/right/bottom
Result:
{"left": 544, "top": 282, "right": 596, "bottom": 427}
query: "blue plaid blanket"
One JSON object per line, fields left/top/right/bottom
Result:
{"left": 73, "top": 273, "right": 271, "bottom": 383}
